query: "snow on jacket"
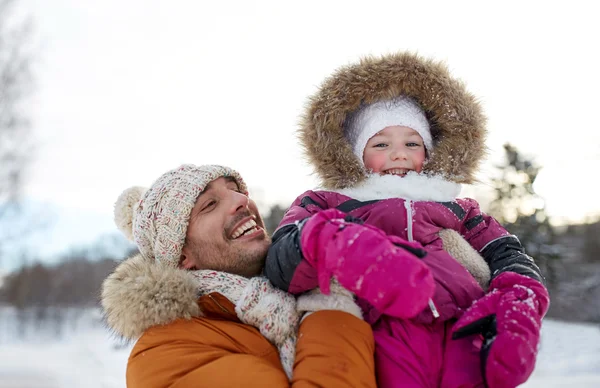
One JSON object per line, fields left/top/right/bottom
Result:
{"left": 100, "top": 254, "right": 377, "bottom": 388}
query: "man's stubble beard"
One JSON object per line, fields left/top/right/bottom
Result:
{"left": 187, "top": 235, "right": 271, "bottom": 278}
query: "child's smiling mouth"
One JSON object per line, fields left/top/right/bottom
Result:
{"left": 382, "top": 168, "right": 411, "bottom": 177}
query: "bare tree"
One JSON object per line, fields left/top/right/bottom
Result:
{"left": 0, "top": 0, "right": 35, "bottom": 259}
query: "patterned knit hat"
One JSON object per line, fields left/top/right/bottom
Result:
{"left": 344, "top": 96, "right": 432, "bottom": 165}
{"left": 114, "top": 164, "right": 247, "bottom": 267}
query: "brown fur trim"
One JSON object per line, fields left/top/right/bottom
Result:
{"left": 439, "top": 229, "right": 490, "bottom": 290}
{"left": 100, "top": 254, "right": 202, "bottom": 340}
{"left": 300, "top": 52, "right": 487, "bottom": 189}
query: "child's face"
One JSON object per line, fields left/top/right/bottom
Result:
{"left": 363, "top": 126, "right": 426, "bottom": 176}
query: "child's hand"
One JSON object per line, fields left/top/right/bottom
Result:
{"left": 300, "top": 208, "right": 435, "bottom": 319}
{"left": 452, "top": 272, "right": 549, "bottom": 388}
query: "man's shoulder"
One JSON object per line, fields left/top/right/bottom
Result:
{"left": 126, "top": 316, "right": 282, "bottom": 388}
{"left": 132, "top": 315, "right": 275, "bottom": 354}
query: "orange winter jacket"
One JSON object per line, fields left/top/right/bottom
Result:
{"left": 101, "top": 254, "right": 376, "bottom": 388}
{"left": 127, "top": 294, "right": 376, "bottom": 388}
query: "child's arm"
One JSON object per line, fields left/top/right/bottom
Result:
{"left": 454, "top": 198, "right": 544, "bottom": 284}
{"left": 264, "top": 192, "right": 435, "bottom": 319}
{"left": 449, "top": 199, "right": 549, "bottom": 388}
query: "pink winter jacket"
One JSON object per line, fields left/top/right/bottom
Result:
{"left": 264, "top": 189, "right": 544, "bottom": 387}
{"left": 266, "top": 189, "right": 526, "bottom": 321}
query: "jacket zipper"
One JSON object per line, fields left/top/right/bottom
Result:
{"left": 404, "top": 200, "right": 414, "bottom": 242}
{"left": 404, "top": 200, "right": 440, "bottom": 319}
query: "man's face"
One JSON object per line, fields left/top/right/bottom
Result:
{"left": 180, "top": 177, "right": 270, "bottom": 277}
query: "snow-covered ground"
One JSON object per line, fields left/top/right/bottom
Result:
{"left": 0, "top": 308, "right": 598, "bottom": 387}
{"left": 521, "top": 319, "right": 600, "bottom": 387}
{"left": 0, "top": 308, "right": 130, "bottom": 388}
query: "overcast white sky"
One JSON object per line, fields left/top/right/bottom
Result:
{"left": 12, "top": 0, "right": 600, "bottom": 261}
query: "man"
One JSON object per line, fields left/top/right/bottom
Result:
{"left": 101, "top": 164, "right": 377, "bottom": 388}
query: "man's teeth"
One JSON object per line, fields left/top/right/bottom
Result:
{"left": 232, "top": 219, "right": 258, "bottom": 239}
{"left": 385, "top": 168, "right": 409, "bottom": 176}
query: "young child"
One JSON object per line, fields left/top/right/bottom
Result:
{"left": 265, "top": 52, "right": 549, "bottom": 388}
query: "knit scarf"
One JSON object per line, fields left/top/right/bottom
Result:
{"left": 192, "top": 270, "right": 300, "bottom": 379}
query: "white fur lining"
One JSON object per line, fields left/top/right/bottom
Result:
{"left": 333, "top": 173, "right": 461, "bottom": 202}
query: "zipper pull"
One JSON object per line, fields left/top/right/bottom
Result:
{"left": 428, "top": 298, "right": 440, "bottom": 319}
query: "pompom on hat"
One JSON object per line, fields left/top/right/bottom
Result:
{"left": 344, "top": 96, "right": 432, "bottom": 165}
{"left": 114, "top": 164, "right": 247, "bottom": 267}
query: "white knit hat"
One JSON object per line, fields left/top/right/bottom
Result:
{"left": 113, "top": 164, "right": 247, "bottom": 267}
{"left": 344, "top": 96, "right": 432, "bottom": 165}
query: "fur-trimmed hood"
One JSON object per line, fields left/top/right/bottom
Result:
{"left": 300, "top": 52, "right": 487, "bottom": 189}
{"left": 101, "top": 254, "right": 202, "bottom": 340}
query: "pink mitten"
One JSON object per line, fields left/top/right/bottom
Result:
{"left": 300, "top": 208, "right": 435, "bottom": 319}
{"left": 452, "top": 272, "right": 550, "bottom": 388}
